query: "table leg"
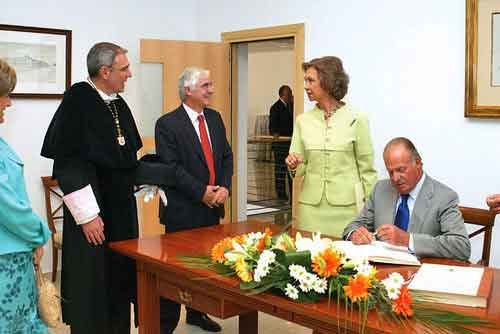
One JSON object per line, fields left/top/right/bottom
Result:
{"left": 238, "top": 311, "right": 258, "bottom": 334}
{"left": 138, "top": 265, "right": 160, "bottom": 334}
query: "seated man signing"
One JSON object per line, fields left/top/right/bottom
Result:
{"left": 342, "top": 137, "right": 470, "bottom": 261}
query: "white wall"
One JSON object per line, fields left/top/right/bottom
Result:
{"left": 196, "top": 0, "right": 500, "bottom": 267}
{"left": 0, "top": 0, "right": 198, "bottom": 272}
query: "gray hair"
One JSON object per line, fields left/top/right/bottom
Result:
{"left": 87, "top": 42, "right": 128, "bottom": 78}
{"left": 384, "top": 137, "right": 421, "bottom": 161}
{"left": 0, "top": 58, "right": 17, "bottom": 96}
{"left": 178, "top": 67, "right": 210, "bottom": 101}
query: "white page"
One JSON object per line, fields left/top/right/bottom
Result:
{"left": 409, "top": 263, "right": 484, "bottom": 296}
{"left": 332, "top": 241, "right": 420, "bottom": 265}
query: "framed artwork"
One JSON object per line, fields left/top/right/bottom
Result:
{"left": 0, "top": 24, "right": 71, "bottom": 99}
{"left": 465, "top": 0, "right": 500, "bottom": 117}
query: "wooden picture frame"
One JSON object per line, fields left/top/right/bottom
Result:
{"left": 0, "top": 24, "right": 71, "bottom": 99}
{"left": 465, "top": 0, "right": 500, "bottom": 117}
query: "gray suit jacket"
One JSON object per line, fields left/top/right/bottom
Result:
{"left": 342, "top": 175, "right": 471, "bottom": 261}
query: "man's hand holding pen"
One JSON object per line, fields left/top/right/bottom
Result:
{"left": 350, "top": 224, "right": 409, "bottom": 247}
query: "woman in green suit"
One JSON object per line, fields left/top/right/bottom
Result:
{"left": 286, "top": 56, "right": 377, "bottom": 237}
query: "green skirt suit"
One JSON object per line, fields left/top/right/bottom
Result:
{"left": 289, "top": 104, "right": 377, "bottom": 237}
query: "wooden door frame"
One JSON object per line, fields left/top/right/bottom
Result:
{"left": 221, "top": 23, "right": 305, "bottom": 222}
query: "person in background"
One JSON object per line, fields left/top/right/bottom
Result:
{"left": 269, "top": 85, "right": 294, "bottom": 203}
{"left": 486, "top": 194, "right": 500, "bottom": 214}
{"left": 40, "top": 42, "right": 142, "bottom": 334}
{"left": 155, "top": 67, "right": 233, "bottom": 333}
{"left": 0, "top": 58, "right": 51, "bottom": 333}
{"left": 285, "top": 56, "right": 377, "bottom": 237}
{"left": 343, "top": 137, "right": 471, "bottom": 261}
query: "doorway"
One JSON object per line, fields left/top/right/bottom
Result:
{"left": 222, "top": 23, "right": 305, "bottom": 223}
{"left": 233, "top": 39, "right": 294, "bottom": 223}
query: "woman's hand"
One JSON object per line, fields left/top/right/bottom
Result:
{"left": 33, "top": 246, "right": 44, "bottom": 269}
{"left": 285, "top": 153, "right": 303, "bottom": 170}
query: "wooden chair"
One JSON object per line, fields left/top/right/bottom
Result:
{"left": 459, "top": 206, "right": 496, "bottom": 266}
{"left": 41, "top": 176, "right": 64, "bottom": 282}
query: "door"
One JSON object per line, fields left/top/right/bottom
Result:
{"left": 138, "top": 39, "right": 232, "bottom": 236}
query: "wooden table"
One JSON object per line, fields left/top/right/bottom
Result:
{"left": 109, "top": 221, "right": 500, "bottom": 334}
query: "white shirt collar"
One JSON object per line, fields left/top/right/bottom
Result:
{"left": 87, "top": 78, "right": 118, "bottom": 102}
{"left": 183, "top": 102, "right": 205, "bottom": 123}
{"left": 279, "top": 98, "right": 287, "bottom": 106}
{"left": 408, "top": 172, "right": 426, "bottom": 201}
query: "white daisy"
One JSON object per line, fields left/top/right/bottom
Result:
{"left": 284, "top": 283, "right": 299, "bottom": 300}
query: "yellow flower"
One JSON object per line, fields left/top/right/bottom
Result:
{"left": 235, "top": 257, "right": 253, "bottom": 282}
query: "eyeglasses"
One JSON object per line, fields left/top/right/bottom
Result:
{"left": 108, "top": 64, "right": 130, "bottom": 73}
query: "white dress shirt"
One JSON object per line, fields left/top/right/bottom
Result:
{"left": 396, "top": 173, "right": 426, "bottom": 251}
{"left": 183, "top": 103, "right": 213, "bottom": 148}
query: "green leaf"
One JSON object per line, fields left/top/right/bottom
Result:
{"left": 284, "top": 251, "right": 311, "bottom": 267}
{"left": 273, "top": 249, "right": 287, "bottom": 266}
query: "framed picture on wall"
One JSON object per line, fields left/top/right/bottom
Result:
{"left": 0, "top": 24, "right": 71, "bottom": 99}
{"left": 465, "top": 0, "right": 500, "bottom": 118}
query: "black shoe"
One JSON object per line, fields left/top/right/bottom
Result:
{"left": 186, "top": 313, "right": 222, "bottom": 332}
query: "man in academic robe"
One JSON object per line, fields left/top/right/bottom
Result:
{"left": 155, "top": 67, "right": 233, "bottom": 333}
{"left": 41, "top": 42, "right": 142, "bottom": 334}
{"left": 269, "top": 85, "right": 294, "bottom": 202}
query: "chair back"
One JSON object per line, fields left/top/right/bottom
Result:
{"left": 41, "top": 176, "right": 64, "bottom": 282}
{"left": 41, "top": 176, "right": 63, "bottom": 242}
{"left": 459, "top": 206, "right": 496, "bottom": 266}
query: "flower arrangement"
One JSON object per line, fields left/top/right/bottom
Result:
{"left": 180, "top": 228, "right": 492, "bottom": 334}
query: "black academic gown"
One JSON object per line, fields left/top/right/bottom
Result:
{"left": 41, "top": 82, "right": 142, "bottom": 334}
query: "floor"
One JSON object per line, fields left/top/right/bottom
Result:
{"left": 47, "top": 272, "right": 311, "bottom": 334}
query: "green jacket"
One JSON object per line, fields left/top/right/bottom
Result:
{"left": 290, "top": 104, "right": 377, "bottom": 206}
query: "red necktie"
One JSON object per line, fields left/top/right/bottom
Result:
{"left": 198, "top": 115, "right": 215, "bottom": 185}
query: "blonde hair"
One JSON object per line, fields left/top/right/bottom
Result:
{"left": 0, "top": 58, "right": 17, "bottom": 96}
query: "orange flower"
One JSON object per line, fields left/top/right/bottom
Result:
{"left": 312, "top": 248, "right": 342, "bottom": 278}
{"left": 211, "top": 237, "right": 233, "bottom": 263}
{"left": 392, "top": 286, "right": 414, "bottom": 317}
{"left": 343, "top": 274, "right": 371, "bottom": 302}
{"left": 211, "top": 235, "right": 247, "bottom": 263}
{"left": 256, "top": 227, "right": 273, "bottom": 252}
{"left": 233, "top": 234, "right": 246, "bottom": 244}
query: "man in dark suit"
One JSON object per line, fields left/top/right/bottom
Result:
{"left": 269, "top": 85, "right": 294, "bottom": 202}
{"left": 155, "top": 67, "right": 233, "bottom": 333}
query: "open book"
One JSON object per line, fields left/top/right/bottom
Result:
{"left": 408, "top": 263, "right": 492, "bottom": 308}
{"left": 332, "top": 241, "right": 421, "bottom": 266}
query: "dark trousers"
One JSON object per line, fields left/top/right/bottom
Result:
{"left": 160, "top": 298, "right": 204, "bottom": 334}
{"left": 70, "top": 299, "right": 131, "bottom": 334}
{"left": 272, "top": 141, "right": 292, "bottom": 203}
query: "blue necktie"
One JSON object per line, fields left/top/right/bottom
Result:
{"left": 394, "top": 194, "right": 410, "bottom": 231}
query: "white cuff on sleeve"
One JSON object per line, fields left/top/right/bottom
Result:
{"left": 408, "top": 234, "right": 415, "bottom": 253}
{"left": 63, "top": 185, "right": 100, "bottom": 225}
